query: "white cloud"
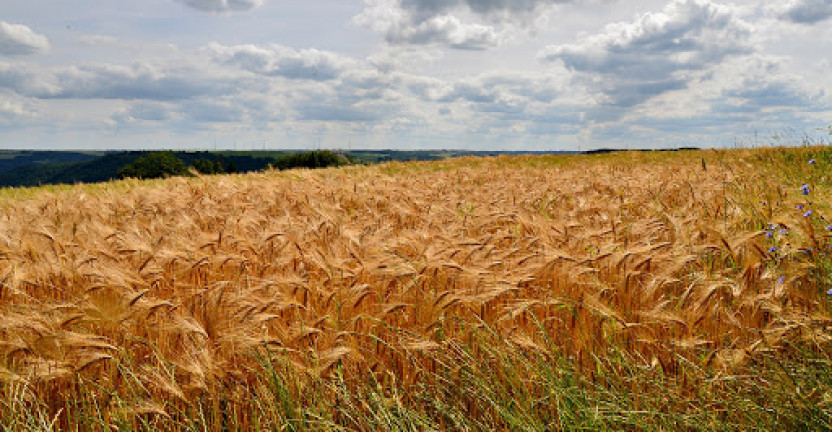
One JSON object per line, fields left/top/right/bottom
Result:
{"left": 0, "top": 22, "right": 50, "bottom": 56}
{"left": 206, "top": 43, "right": 358, "bottom": 81}
{"left": 173, "top": 0, "right": 263, "bottom": 13}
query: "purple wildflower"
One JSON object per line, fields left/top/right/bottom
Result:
{"left": 768, "top": 246, "right": 777, "bottom": 254}
{"left": 805, "top": 210, "right": 813, "bottom": 217}
{"left": 827, "top": 288, "right": 832, "bottom": 295}
{"left": 797, "top": 204, "right": 805, "bottom": 210}
{"left": 765, "top": 231, "right": 773, "bottom": 238}
{"left": 778, "top": 276, "right": 786, "bottom": 284}
{"left": 826, "top": 225, "right": 832, "bottom": 231}
{"left": 809, "top": 159, "right": 816, "bottom": 165}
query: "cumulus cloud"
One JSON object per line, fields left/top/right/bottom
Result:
{"left": 778, "top": 0, "right": 832, "bottom": 24}
{"left": 206, "top": 43, "right": 357, "bottom": 81}
{"left": 538, "top": 0, "right": 752, "bottom": 111}
{"left": 0, "top": 90, "right": 39, "bottom": 122}
{"left": 0, "top": 22, "right": 50, "bottom": 56}
{"left": 397, "top": 0, "right": 567, "bottom": 23}
{"left": 173, "top": 0, "right": 263, "bottom": 13}
{"left": 354, "top": 0, "right": 572, "bottom": 49}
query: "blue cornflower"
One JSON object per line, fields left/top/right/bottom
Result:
{"left": 801, "top": 184, "right": 810, "bottom": 195}
{"left": 797, "top": 204, "right": 805, "bottom": 210}
{"left": 768, "top": 246, "right": 777, "bottom": 253}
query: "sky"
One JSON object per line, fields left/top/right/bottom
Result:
{"left": 0, "top": 0, "right": 830, "bottom": 151}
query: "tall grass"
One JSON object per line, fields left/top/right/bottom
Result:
{"left": 1, "top": 147, "right": 831, "bottom": 430}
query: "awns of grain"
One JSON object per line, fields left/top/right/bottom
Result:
{"left": 0, "top": 150, "right": 829, "bottom": 429}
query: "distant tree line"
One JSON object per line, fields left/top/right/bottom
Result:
{"left": 116, "top": 150, "right": 349, "bottom": 180}
{"left": 269, "top": 150, "right": 351, "bottom": 170}
{"left": 0, "top": 149, "right": 565, "bottom": 188}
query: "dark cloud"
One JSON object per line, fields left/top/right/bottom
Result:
{"left": 46, "top": 63, "right": 226, "bottom": 100}
{"left": 354, "top": 0, "right": 575, "bottom": 49}
{"left": 600, "top": 78, "right": 689, "bottom": 108}
{"left": 0, "top": 22, "right": 50, "bottom": 56}
{"left": 0, "top": 62, "right": 231, "bottom": 101}
{"left": 539, "top": 0, "right": 752, "bottom": 112}
{"left": 412, "top": 72, "right": 563, "bottom": 106}
{"left": 0, "top": 89, "right": 39, "bottom": 122}
{"left": 723, "top": 80, "right": 827, "bottom": 112}
{"left": 111, "top": 102, "right": 179, "bottom": 126}
{"left": 173, "top": 0, "right": 263, "bottom": 13}
{"left": 181, "top": 101, "right": 245, "bottom": 123}
{"left": 0, "top": 63, "right": 40, "bottom": 93}
{"left": 779, "top": 0, "right": 832, "bottom": 24}
{"left": 540, "top": 0, "right": 751, "bottom": 76}
{"left": 296, "top": 104, "right": 388, "bottom": 122}
{"left": 400, "top": 0, "right": 569, "bottom": 22}
{"left": 354, "top": 3, "right": 501, "bottom": 49}
{"left": 294, "top": 82, "right": 402, "bottom": 123}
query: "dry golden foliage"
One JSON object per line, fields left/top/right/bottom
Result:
{"left": 0, "top": 151, "right": 828, "bottom": 426}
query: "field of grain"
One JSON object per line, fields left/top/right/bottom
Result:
{"left": 1, "top": 148, "right": 832, "bottom": 430}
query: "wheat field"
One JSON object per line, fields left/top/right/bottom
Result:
{"left": 1, "top": 148, "right": 831, "bottom": 430}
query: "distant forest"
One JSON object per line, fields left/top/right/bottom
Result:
{"left": 0, "top": 149, "right": 571, "bottom": 188}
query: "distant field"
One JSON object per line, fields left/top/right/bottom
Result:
{"left": 1, "top": 148, "right": 831, "bottom": 430}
